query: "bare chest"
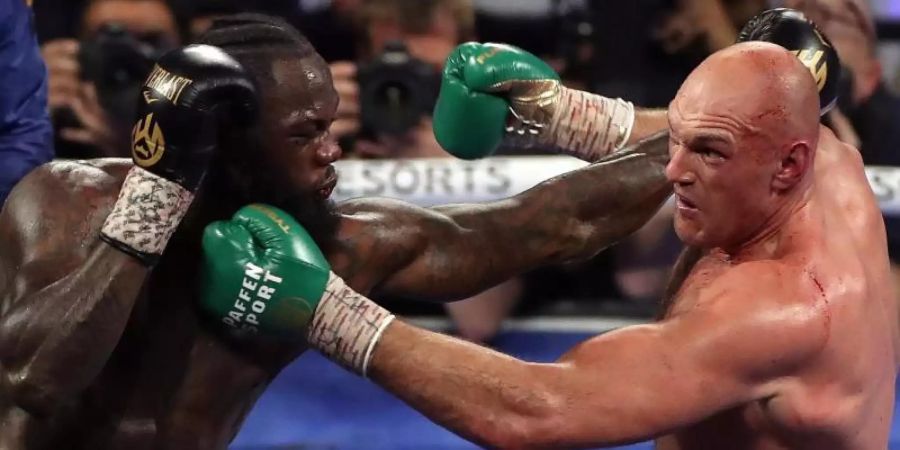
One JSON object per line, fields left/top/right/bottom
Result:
{"left": 662, "top": 255, "right": 731, "bottom": 318}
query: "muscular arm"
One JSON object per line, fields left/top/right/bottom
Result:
{"left": 338, "top": 131, "right": 672, "bottom": 301}
{"left": 367, "top": 265, "right": 828, "bottom": 448}
{"left": 0, "top": 163, "right": 148, "bottom": 415}
{"left": 628, "top": 109, "right": 669, "bottom": 145}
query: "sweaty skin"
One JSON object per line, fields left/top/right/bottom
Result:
{"left": 359, "top": 43, "right": 899, "bottom": 450}
{"left": 0, "top": 54, "right": 671, "bottom": 449}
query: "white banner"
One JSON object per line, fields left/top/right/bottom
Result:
{"left": 333, "top": 156, "right": 588, "bottom": 206}
{"left": 334, "top": 156, "right": 900, "bottom": 216}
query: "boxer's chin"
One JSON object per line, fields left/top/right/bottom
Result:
{"left": 674, "top": 215, "right": 705, "bottom": 247}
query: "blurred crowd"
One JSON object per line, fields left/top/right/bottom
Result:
{"left": 4, "top": 0, "right": 900, "bottom": 343}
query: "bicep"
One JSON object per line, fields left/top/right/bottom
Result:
{"left": 550, "top": 324, "right": 750, "bottom": 442}
{"left": 541, "top": 302, "right": 818, "bottom": 444}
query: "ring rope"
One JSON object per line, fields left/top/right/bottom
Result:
{"left": 334, "top": 156, "right": 900, "bottom": 215}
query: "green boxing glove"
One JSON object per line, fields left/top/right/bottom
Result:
{"left": 200, "top": 204, "right": 330, "bottom": 340}
{"left": 200, "top": 204, "right": 396, "bottom": 376}
{"left": 433, "top": 42, "right": 559, "bottom": 159}
{"left": 433, "top": 42, "right": 636, "bottom": 162}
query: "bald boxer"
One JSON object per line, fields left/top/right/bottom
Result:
{"left": 0, "top": 14, "right": 671, "bottom": 450}
{"left": 209, "top": 41, "right": 898, "bottom": 450}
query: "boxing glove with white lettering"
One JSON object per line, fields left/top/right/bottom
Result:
{"left": 201, "top": 204, "right": 396, "bottom": 376}
{"left": 200, "top": 204, "right": 331, "bottom": 340}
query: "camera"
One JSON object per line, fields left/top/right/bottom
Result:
{"left": 78, "top": 23, "right": 167, "bottom": 125}
{"left": 357, "top": 41, "right": 441, "bottom": 136}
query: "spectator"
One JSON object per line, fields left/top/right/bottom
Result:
{"left": 0, "top": 0, "right": 53, "bottom": 207}
{"left": 293, "top": 0, "right": 361, "bottom": 62}
{"left": 42, "top": 0, "right": 181, "bottom": 159}
{"left": 654, "top": 0, "right": 768, "bottom": 55}
{"left": 785, "top": 0, "right": 900, "bottom": 163}
{"left": 177, "top": 0, "right": 245, "bottom": 42}
{"left": 174, "top": 0, "right": 295, "bottom": 42}
{"left": 327, "top": 0, "right": 475, "bottom": 147}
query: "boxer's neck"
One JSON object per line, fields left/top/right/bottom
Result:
{"left": 723, "top": 189, "right": 814, "bottom": 261}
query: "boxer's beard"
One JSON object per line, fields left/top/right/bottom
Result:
{"left": 207, "top": 144, "right": 341, "bottom": 255}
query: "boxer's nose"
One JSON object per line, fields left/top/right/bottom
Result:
{"left": 666, "top": 144, "right": 695, "bottom": 185}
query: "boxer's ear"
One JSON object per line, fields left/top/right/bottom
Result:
{"left": 773, "top": 141, "right": 812, "bottom": 191}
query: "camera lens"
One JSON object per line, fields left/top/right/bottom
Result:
{"left": 357, "top": 41, "right": 440, "bottom": 136}
{"left": 367, "top": 78, "right": 419, "bottom": 135}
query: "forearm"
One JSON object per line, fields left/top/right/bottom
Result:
{"left": 305, "top": 278, "right": 558, "bottom": 447}
{"left": 369, "top": 321, "right": 560, "bottom": 448}
{"left": 376, "top": 131, "right": 672, "bottom": 301}
{"left": 0, "top": 244, "right": 148, "bottom": 412}
{"left": 628, "top": 109, "right": 669, "bottom": 145}
{"left": 520, "top": 130, "right": 672, "bottom": 262}
{"left": 310, "top": 277, "right": 674, "bottom": 448}
{"left": 400, "top": 132, "right": 671, "bottom": 299}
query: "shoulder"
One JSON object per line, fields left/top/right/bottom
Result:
{"left": 816, "top": 126, "right": 863, "bottom": 171}
{"left": 9, "top": 158, "right": 130, "bottom": 200}
{"left": 1, "top": 158, "right": 131, "bottom": 260}
{"left": 3, "top": 158, "right": 130, "bottom": 222}
{"left": 695, "top": 260, "right": 829, "bottom": 352}
{"left": 703, "top": 260, "right": 825, "bottom": 312}
{"left": 660, "top": 260, "right": 829, "bottom": 386}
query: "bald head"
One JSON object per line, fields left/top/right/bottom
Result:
{"left": 680, "top": 42, "right": 819, "bottom": 147}
{"left": 666, "top": 42, "right": 822, "bottom": 249}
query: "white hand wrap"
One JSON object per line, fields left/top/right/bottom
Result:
{"left": 307, "top": 273, "right": 396, "bottom": 377}
{"left": 100, "top": 166, "right": 193, "bottom": 257}
{"left": 544, "top": 87, "right": 635, "bottom": 161}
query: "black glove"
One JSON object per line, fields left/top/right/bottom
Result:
{"left": 132, "top": 44, "right": 258, "bottom": 192}
{"left": 737, "top": 8, "right": 841, "bottom": 116}
{"left": 101, "top": 44, "right": 258, "bottom": 264}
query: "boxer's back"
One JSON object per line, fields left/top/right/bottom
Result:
{"left": 768, "top": 128, "right": 895, "bottom": 448}
{"left": 797, "top": 127, "right": 900, "bottom": 447}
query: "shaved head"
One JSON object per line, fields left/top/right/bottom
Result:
{"left": 666, "top": 42, "right": 821, "bottom": 250}
{"left": 673, "top": 41, "right": 820, "bottom": 155}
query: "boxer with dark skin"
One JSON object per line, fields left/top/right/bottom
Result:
{"left": 346, "top": 42, "right": 899, "bottom": 449}
{"left": 0, "top": 15, "right": 672, "bottom": 450}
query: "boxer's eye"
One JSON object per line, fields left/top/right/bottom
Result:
{"left": 699, "top": 148, "right": 725, "bottom": 162}
{"left": 290, "top": 136, "right": 310, "bottom": 147}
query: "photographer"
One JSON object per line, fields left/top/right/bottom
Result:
{"left": 328, "top": 0, "right": 474, "bottom": 150}
{"left": 42, "top": 0, "right": 181, "bottom": 159}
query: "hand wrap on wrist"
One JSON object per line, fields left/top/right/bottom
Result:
{"left": 505, "top": 87, "right": 635, "bottom": 162}
{"left": 100, "top": 166, "right": 194, "bottom": 264}
{"left": 307, "top": 273, "right": 396, "bottom": 377}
